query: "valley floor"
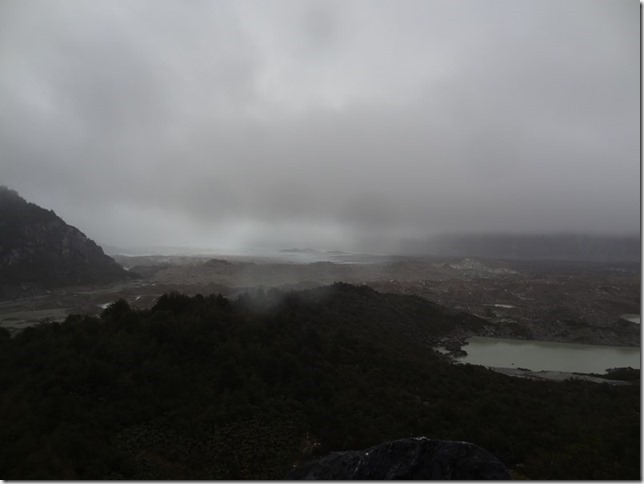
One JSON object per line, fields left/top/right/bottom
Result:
{"left": 1, "top": 254, "right": 639, "bottom": 351}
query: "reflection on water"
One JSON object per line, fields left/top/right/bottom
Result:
{"left": 458, "top": 336, "right": 640, "bottom": 374}
{"left": 620, "top": 314, "right": 641, "bottom": 324}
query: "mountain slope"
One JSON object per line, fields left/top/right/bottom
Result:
{"left": 0, "top": 187, "right": 131, "bottom": 295}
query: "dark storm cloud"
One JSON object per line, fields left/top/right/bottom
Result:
{"left": 0, "top": 0, "right": 639, "bottom": 251}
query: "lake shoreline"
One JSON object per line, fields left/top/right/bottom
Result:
{"left": 485, "top": 366, "right": 633, "bottom": 385}
{"left": 438, "top": 335, "right": 640, "bottom": 379}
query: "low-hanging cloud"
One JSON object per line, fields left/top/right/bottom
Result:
{"left": 0, "top": 0, "right": 639, "bottom": 252}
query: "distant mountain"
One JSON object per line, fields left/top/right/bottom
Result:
{"left": 402, "top": 233, "right": 641, "bottom": 262}
{"left": 0, "top": 187, "right": 131, "bottom": 297}
{"left": 279, "top": 248, "right": 323, "bottom": 254}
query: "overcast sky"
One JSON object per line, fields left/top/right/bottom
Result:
{"left": 0, "top": 0, "right": 639, "bottom": 252}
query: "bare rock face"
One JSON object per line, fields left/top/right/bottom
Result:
{"left": 0, "top": 186, "right": 131, "bottom": 297}
{"left": 285, "top": 437, "right": 510, "bottom": 480}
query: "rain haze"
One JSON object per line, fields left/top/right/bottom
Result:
{"left": 0, "top": 0, "right": 639, "bottom": 254}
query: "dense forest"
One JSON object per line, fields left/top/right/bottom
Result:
{"left": 0, "top": 284, "right": 639, "bottom": 479}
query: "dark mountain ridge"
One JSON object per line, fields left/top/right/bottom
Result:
{"left": 400, "top": 233, "right": 641, "bottom": 261}
{"left": 0, "top": 186, "right": 131, "bottom": 297}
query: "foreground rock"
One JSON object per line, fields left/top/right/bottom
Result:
{"left": 285, "top": 437, "right": 510, "bottom": 480}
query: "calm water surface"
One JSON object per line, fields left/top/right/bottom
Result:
{"left": 457, "top": 336, "right": 640, "bottom": 374}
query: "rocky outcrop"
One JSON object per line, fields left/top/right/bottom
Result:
{"left": 0, "top": 186, "right": 131, "bottom": 297}
{"left": 285, "top": 437, "right": 510, "bottom": 480}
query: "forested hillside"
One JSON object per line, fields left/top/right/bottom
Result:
{"left": 0, "top": 285, "right": 638, "bottom": 479}
{"left": 0, "top": 187, "right": 130, "bottom": 297}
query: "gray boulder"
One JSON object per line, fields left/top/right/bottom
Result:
{"left": 285, "top": 437, "right": 510, "bottom": 480}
